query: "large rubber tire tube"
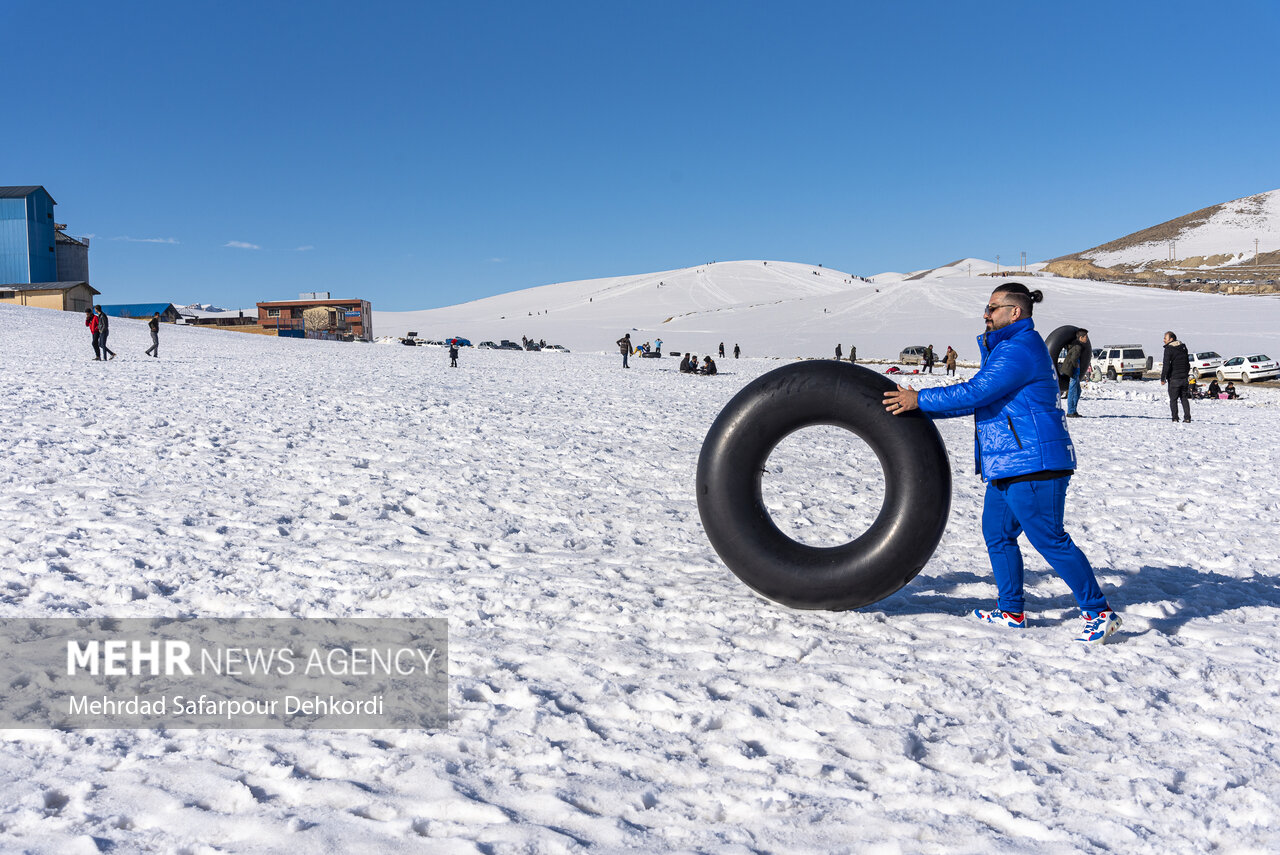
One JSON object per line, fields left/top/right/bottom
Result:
{"left": 1045, "top": 324, "right": 1083, "bottom": 395}
{"left": 696, "top": 360, "right": 951, "bottom": 611}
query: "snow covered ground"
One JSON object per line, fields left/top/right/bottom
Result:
{"left": 2, "top": 300, "right": 1279, "bottom": 853}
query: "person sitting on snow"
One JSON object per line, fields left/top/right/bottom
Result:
{"left": 700, "top": 355, "right": 718, "bottom": 375}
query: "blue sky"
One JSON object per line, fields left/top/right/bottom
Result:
{"left": 4, "top": 0, "right": 1278, "bottom": 310}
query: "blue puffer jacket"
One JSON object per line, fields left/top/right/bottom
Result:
{"left": 916, "top": 318, "right": 1076, "bottom": 481}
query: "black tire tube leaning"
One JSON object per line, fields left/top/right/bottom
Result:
{"left": 1045, "top": 324, "right": 1083, "bottom": 395}
{"left": 696, "top": 360, "right": 951, "bottom": 610}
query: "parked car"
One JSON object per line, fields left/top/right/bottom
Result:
{"left": 497, "top": 340, "right": 523, "bottom": 350}
{"left": 1189, "top": 351, "right": 1223, "bottom": 379}
{"left": 477, "top": 341, "right": 499, "bottom": 349}
{"left": 1217, "top": 354, "right": 1279, "bottom": 384}
{"left": 542, "top": 344, "right": 570, "bottom": 353}
{"left": 899, "top": 345, "right": 928, "bottom": 364}
{"left": 1093, "top": 344, "right": 1151, "bottom": 380}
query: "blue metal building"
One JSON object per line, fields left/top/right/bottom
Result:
{"left": 0, "top": 186, "right": 59, "bottom": 283}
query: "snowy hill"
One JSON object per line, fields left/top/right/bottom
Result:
{"left": 1047, "top": 188, "right": 1280, "bottom": 276}
{"left": 374, "top": 258, "right": 1280, "bottom": 361}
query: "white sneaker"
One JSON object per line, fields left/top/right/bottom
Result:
{"left": 1075, "top": 609, "right": 1122, "bottom": 644}
{"left": 971, "top": 607, "right": 1027, "bottom": 629}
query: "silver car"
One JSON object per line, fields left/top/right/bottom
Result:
{"left": 899, "top": 345, "right": 928, "bottom": 365}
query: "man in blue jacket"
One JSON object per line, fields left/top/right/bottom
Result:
{"left": 882, "top": 282, "right": 1121, "bottom": 644}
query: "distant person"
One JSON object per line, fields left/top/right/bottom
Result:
{"left": 617, "top": 333, "right": 631, "bottom": 367}
{"left": 834, "top": 343, "right": 843, "bottom": 360}
{"left": 1160, "top": 330, "right": 1191, "bottom": 423}
{"left": 1225, "top": 381, "right": 1238, "bottom": 399}
{"left": 882, "top": 281, "right": 1120, "bottom": 644}
{"left": 849, "top": 344, "right": 856, "bottom": 363}
{"left": 1207, "top": 378, "right": 1221, "bottom": 398}
{"left": 1062, "top": 329, "right": 1090, "bottom": 417}
{"left": 679, "top": 354, "right": 694, "bottom": 373}
{"left": 95, "top": 306, "right": 116, "bottom": 360}
{"left": 449, "top": 343, "right": 459, "bottom": 368}
{"left": 923, "top": 344, "right": 935, "bottom": 373}
{"left": 718, "top": 342, "right": 725, "bottom": 358}
{"left": 945, "top": 345, "right": 958, "bottom": 376}
{"left": 85, "top": 307, "right": 101, "bottom": 360}
{"left": 145, "top": 312, "right": 161, "bottom": 358}
{"left": 700, "top": 355, "right": 717, "bottom": 375}
{"left": 654, "top": 338, "right": 662, "bottom": 354}
{"left": 733, "top": 343, "right": 740, "bottom": 359}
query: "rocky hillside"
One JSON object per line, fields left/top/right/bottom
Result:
{"left": 1044, "top": 189, "right": 1280, "bottom": 293}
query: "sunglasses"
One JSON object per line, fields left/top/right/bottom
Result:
{"left": 983, "top": 303, "right": 1018, "bottom": 316}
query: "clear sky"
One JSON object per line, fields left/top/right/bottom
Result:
{"left": 4, "top": 0, "right": 1278, "bottom": 310}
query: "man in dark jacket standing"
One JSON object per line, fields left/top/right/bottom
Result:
{"left": 1161, "top": 331, "right": 1191, "bottom": 422}
{"left": 882, "top": 282, "right": 1120, "bottom": 644}
{"left": 617, "top": 333, "right": 631, "bottom": 368}
{"left": 1061, "top": 328, "right": 1090, "bottom": 417}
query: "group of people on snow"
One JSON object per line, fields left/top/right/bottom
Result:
{"left": 84, "top": 306, "right": 163, "bottom": 360}
{"left": 679, "top": 353, "right": 717, "bottom": 375}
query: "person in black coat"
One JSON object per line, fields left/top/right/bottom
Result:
{"left": 1161, "top": 331, "right": 1191, "bottom": 422}
{"left": 95, "top": 306, "right": 117, "bottom": 360}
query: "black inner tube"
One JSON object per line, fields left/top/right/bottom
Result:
{"left": 696, "top": 361, "right": 951, "bottom": 611}
{"left": 1045, "top": 324, "right": 1084, "bottom": 394}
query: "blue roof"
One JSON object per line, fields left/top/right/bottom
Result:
{"left": 100, "top": 303, "right": 178, "bottom": 318}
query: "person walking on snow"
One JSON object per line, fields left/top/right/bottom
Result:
{"left": 882, "top": 282, "right": 1121, "bottom": 644}
{"left": 95, "top": 306, "right": 116, "bottom": 360}
{"left": 1161, "top": 330, "right": 1191, "bottom": 423}
{"left": 617, "top": 333, "right": 631, "bottom": 367}
{"left": 86, "top": 307, "right": 102, "bottom": 360}
{"left": 834, "top": 343, "right": 843, "bottom": 360}
{"left": 733, "top": 343, "right": 740, "bottom": 359}
{"left": 945, "top": 345, "right": 958, "bottom": 376}
{"left": 719, "top": 342, "right": 725, "bottom": 358}
{"left": 145, "top": 312, "right": 161, "bottom": 358}
{"left": 449, "top": 343, "right": 459, "bottom": 368}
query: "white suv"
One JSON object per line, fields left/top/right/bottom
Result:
{"left": 1092, "top": 345, "right": 1151, "bottom": 381}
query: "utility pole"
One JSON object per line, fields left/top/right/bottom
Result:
{"left": 996, "top": 254, "right": 1000, "bottom": 273}
{"left": 1020, "top": 251, "right": 1026, "bottom": 272}
{"left": 1256, "top": 238, "right": 1261, "bottom": 269}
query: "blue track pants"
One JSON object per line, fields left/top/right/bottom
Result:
{"left": 981, "top": 476, "right": 1108, "bottom": 614}
{"left": 1066, "top": 373, "right": 1082, "bottom": 414}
